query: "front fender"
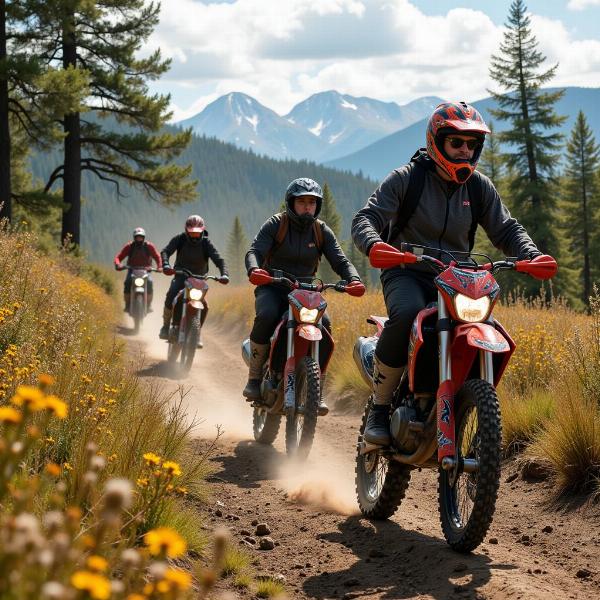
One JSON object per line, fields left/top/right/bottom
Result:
{"left": 451, "top": 323, "right": 513, "bottom": 388}
{"left": 297, "top": 324, "right": 322, "bottom": 341}
{"left": 188, "top": 300, "right": 203, "bottom": 310}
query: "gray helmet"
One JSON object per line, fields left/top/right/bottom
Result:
{"left": 284, "top": 178, "right": 323, "bottom": 217}
{"left": 133, "top": 227, "right": 146, "bottom": 239}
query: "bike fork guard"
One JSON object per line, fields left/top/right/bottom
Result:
{"left": 437, "top": 379, "right": 455, "bottom": 461}
{"left": 284, "top": 356, "right": 296, "bottom": 412}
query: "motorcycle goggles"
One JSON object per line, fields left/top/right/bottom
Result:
{"left": 446, "top": 136, "right": 481, "bottom": 151}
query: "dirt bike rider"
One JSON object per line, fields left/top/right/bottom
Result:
{"left": 352, "top": 101, "right": 545, "bottom": 446}
{"left": 243, "top": 177, "right": 366, "bottom": 415}
{"left": 114, "top": 227, "right": 162, "bottom": 312}
{"left": 159, "top": 215, "right": 229, "bottom": 345}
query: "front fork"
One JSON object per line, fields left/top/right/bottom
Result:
{"left": 437, "top": 291, "right": 493, "bottom": 465}
{"left": 283, "top": 307, "right": 319, "bottom": 412}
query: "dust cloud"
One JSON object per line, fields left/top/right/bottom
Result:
{"left": 119, "top": 277, "right": 359, "bottom": 515}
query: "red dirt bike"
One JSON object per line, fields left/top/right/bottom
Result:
{"left": 242, "top": 270, "right": 365, "bottom": 459}
{"left": 353, "top": 242, "right": 557, "bottom": 552}
{"left": 167, "top": 269, "right": 219, "bottom": 372}
{"left": 124, "top": 266, "right": 159, "bottom": 334}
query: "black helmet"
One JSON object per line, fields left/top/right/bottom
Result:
{"left": 284, "top": 178, "right": 323, "bottom": 217}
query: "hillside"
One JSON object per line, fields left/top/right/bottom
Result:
{"left": 28, "top": 133, "right": 376, "bottom": 263}
{"left": 327, "top": 87, "right": 600, "bottom": 180}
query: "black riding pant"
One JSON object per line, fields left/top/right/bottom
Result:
{"left": 250, "top": 284, "right": 331, "bottom": 345}
{"left": 375, "top": 268, "right": 437, "bottom": 368}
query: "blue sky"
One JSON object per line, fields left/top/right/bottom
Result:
{"left": 146, "top": 1, "right": 600, "bottom": 121}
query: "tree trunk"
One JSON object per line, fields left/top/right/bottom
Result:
{"left": 0, "top": 0, "right": 11, "bottom": 223}
{"left": 61, "top": 14, "right": 80, "bottom": 245}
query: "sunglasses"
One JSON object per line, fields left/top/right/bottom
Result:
{"left": 446, "top": 137, "right": 481, "bottom": 150}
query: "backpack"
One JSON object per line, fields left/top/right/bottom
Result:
{"left": 385, "top": 150, "right": 483, "bottom": 252}
{"left": 127, "top": 241, "right": 151, "bottom": 259}
{"left": 263, "top": 213, "right": 324, "bottom": 271}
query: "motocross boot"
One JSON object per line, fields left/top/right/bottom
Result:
{"left": 363, "top": 357, "right": 404, "bottom": 446}
{"left": 317, "top": 372, "right": 329, "bottom": 416}
{"left": 159, "top": 307, "right": 172, "bottom": 340}
{"left": 123, "top": 293, "right": 131, "bottom": 312}
{"left": 243, "top": 341, "right": 269, "bottom": 400}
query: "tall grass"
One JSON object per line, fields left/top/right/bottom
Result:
{"left": 0, "top": 226, "right": 219, "bottom": 597}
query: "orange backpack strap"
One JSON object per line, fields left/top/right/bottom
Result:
{"left": 262, "top": 213, "right": 288, "bottom": 268}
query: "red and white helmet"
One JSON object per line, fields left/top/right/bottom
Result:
{"left": 132, "top": 227, "right": 146, "bottom": 239}
{"left": 185, "top": 214, "right": 205, "bottom": 238}
{"left": 426, "top": 101, "right": 490, "bottom": 183}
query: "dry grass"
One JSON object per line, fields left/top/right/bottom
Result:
{"left": 0, "top": 225, "right": 220, "bottom": 598}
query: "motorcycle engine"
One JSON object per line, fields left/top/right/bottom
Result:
{"left": 390, "top": 405, "right": 420, "bottom": 453}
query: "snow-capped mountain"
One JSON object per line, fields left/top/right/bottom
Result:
{"left": 178, "top": 92, "right": 323, "bottom": 160}
{"left": 176, "top": 91, "right": 444, "bottom": 162}
{"left": 285, "top": 91, "right": 443, "bottom": 160}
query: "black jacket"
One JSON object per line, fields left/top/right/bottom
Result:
{"left": 352, "top": 164, "right": 539, "bottom": 274}
{"left": 161, "top": 232, "right": 228, "bottom": 277}
{"left": 246, "top": 212, "right": 359, "bottom": 282}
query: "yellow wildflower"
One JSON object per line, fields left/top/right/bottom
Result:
{"left": 38, "top": 373, "right": 56, "bottom": 387}
{"left": 126, "top": 595, "right": 146, "bottom": 600}
{"left": 71, "top": 571, "right": 110, "bottom": 600}
{"left": 45, "top": 462, "right": 61, "bottom": 477}
{"left": 63, "top": 462, "right": 74, "bottom": 471}
{"left": 45, "top": 395, "right": 68, "bottom": 419}
{"left": 144, "top": 527, "right": 187, "bottom": 558}
{"left": 162, "top": 461, "right": 182, "bottom": 477}
{"left": 11, "top": 385, "right": 46, "bottom": 411}
{"left": 136, "top": 478, "right": 149, "bottom": 488}
{"left": 0, "top": 406, "right": 22, "bottom": 424}
{"left": 87, "top": 555, "right": 108, "bottom": 573}
{"left": 163, "top": 568, "right": 192, "bottom": 591}
{"left": 143, "top": 452, "right": 161, "bottom": 467}
{"left": 70, "top": 571, "right": 111, "bottom": 600}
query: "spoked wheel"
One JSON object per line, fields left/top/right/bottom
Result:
{"left": 181, "top": 316, "right": 200, "bottom": 373}
{"left": 355, "top": 399, "right": 411, "bottom": 519}
{"left": 132, "top": 294, "right": 144, "bottom": 334}
{"left": 167, "top": 325, "right": 181, "bottom": 364}
{"left": 253, "top": 406, "right": 281, "bottom": 444}
{"left": 438, "top": 379, "right": 501, "bottom": 553}
{"left": 285, "top": 357, "right": 319, "bottom": 460}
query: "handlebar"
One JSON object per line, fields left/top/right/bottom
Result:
{"left": 123, "top": 266, "right": 160, "bottom": 272}
{"left": 250, "top": 269, "right": 361, "bottom": 295}
{"left": 173, "top": 268, "right": 220, "bottom": 281}
{"left": 368, "top": 242, "right": 557, "bottom": 281}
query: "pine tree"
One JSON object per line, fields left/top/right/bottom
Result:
{"left": 226, "top": 215, "right": 249, "bottom": 285}
{"left": 0, "top": 0, "right": 87, "bottom": 222}
{"left": 561, "top": 111, "right": 600, "bottom": 306}
{"left": 318, "top": 183, "right": 342, "bottom": 283}
{"left": 345, "top": 238, "right": 370, "bottom": 288}
{"left": 24, "top": 0, "right": 196, "bottom": 244}
{"left": 477, "top": 122, "right": 504, "bottom": 186}
{"left": 488, "top": 0, "right": 566, "bottom": 257}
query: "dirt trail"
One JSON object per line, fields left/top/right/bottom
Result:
{"left": 122, "top": 307, "right": 600, "bottom": 600}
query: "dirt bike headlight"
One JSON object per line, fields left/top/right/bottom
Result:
{"left": 454, "top": 294, "right": 490, "bottom": 323}
{"left": 188, "top": 288, "right": 204, "bottom": 301}
{"left": 299, "top": 307, "right": 319, "bottom": 323}
{"left": 133, "top": 277, "right": 145, "bottom": 287}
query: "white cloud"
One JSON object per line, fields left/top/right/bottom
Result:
{"left": 148, "top": 0, "right": 600, "bottom": 118}
{"left": 567, "top": 0, "right": 600, "bottom": 10}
